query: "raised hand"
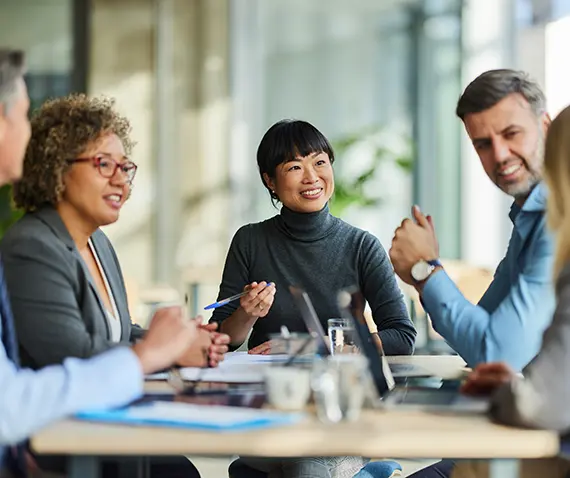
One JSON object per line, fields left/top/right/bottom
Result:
{"left": 389, "top": 205, "right": 440, "bottom": 285}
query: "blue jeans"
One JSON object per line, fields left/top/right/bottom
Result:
{"left": 237, "top": 456, "right": 368, "bottom": 478}
{"left": 408, "top": 460, "right": 455, "bottom": 478}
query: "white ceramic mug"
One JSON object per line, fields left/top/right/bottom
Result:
{"left": 264, "top": 366, "right": 311, "bottom": 411}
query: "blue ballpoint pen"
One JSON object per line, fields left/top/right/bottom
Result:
{"left": 204, "top": 283, "right": 274, "bottom": 310}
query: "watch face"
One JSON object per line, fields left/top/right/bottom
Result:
{"left": 411, "top": 260, "right": 432, "bottom": 281}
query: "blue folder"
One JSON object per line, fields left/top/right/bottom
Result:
{"left": 75, "top": 401, "right": 305, "bottom": 432}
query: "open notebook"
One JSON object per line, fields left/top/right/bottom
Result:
{"left": 76, "top": 401, "right": 305, "bottom": 431}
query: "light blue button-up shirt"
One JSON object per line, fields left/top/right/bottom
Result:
{"left": 422, "top": 183, "right": 555, "bottom": 370}
{"left": 0, "top": 324, "right": 143, "bottom": 468}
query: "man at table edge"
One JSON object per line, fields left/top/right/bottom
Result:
{"left": 0, "top": 49, "right": 201, "bottom": 477}
{"left": 390, "top": 68, "right": 554, "bottom": 372}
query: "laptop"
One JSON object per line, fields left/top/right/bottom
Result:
{"left": 337, "top": 287, "right": 489, "bottom": 413}
{"left": 288, "top": 285, "right": 433, "bottom": 379}
{"left": 289, "top": 285, "right": 331, "bottom": 355}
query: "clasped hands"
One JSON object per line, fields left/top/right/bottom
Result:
{"left": 175, "top": 320, "right": 230, "bottom": 368}
{"left": 151, "top": 307, "right": 230, "bottom": 368}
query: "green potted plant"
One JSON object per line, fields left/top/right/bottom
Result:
{"left": 0, "top": 185, "right": 23, "bottom": 238}
{"left": 330, "top": 126, "right": 413, "bottom": 218}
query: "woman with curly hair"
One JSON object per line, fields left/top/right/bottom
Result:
{"left": 3, "top": 92, "right": 228, "bottom": 369}
{"left": 0, "top": 94, "right": 230, "bottom": 476}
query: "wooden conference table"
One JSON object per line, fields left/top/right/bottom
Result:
{"left": 31, "top": 355, "right": 559, "bottom": 478}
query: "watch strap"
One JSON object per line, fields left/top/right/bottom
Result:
{"left": 427, "top": 258, "right": 442, "bottom": 267}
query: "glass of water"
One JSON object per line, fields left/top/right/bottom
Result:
{"left": 327, "top": 318, "right": 357, "bottom": 355}
{"left": 311, "top": 354, "right": 370, "bottom": 423}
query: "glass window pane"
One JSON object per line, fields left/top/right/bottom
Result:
{"left": 0, "top": 0, "right": 73, "bottom": 111}
{"left": 251, "top": 0, "right": 416, "bottom": 247}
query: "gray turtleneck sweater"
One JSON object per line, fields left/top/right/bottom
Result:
{"left": 211, "top": 205, "right": 416, "bottom": 354}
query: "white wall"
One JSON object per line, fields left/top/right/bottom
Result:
{"left": 89, "top": 0, "right": 156, "bottom": 288}
{"left": 545, "top": 15, "right": 570, "bottom": 117}
{"left": 229, "top": 0, "right": 416, "bottom": 250}
{"left": 459, "top": 0, "right": 516, "bottom": 269}
{"left": 0, "top": 0, "right": 71, "bottom": 73}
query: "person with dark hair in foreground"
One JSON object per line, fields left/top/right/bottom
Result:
{"left": 0, "top": 49, "right": 204, "bottom": 477}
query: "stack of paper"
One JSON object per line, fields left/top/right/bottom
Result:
{"left": 145, "top": 352, "right": 308, "bottom": 382}
{"left": 146, "top": 364, "right": 266, "bottom": 383}
{"left": 221, "top": 352, "right": 293, "bottom": 365}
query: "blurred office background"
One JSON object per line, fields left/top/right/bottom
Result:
{"left": 1, "top": 0, "right": 569, "bottom": 345}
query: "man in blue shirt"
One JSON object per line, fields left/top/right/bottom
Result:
{"left": 390, "top": 69, "right": 554, "bottom": 372}
{"left": 0, "top": 49, "right": 205, "bottom": 477}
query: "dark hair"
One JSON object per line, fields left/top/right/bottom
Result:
{"left": 456, "top": 69, "right": 546, "bottom": 120}
{"left": 13, "top": 93, "right": 134, "bottom": 212}
{"left": 257, "top": 119, "right": 334, "bottom": 203}
{"left": 0, "top": 49, "right": 25, "bottom": 114}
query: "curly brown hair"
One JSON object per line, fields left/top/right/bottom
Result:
{"left": 13, "top": 93, "right": 134, "bottom": 212}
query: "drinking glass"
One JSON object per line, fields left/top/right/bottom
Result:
{"left": 311, "top": 354, "right": 369, "bottom": 423}
{"left": 327, "top": 318, "right": 357, "bottom": 355}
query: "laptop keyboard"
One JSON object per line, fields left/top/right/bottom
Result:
{"left": 398, "top": 389, "right": 458, "bottom": 406}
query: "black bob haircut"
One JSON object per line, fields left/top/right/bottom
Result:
{"left": 257, "top": 119, "right": 335, "bottom": 204}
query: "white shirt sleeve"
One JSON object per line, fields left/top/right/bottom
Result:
{"left": 0, "top": 344, "right": 143, "bottom": 444}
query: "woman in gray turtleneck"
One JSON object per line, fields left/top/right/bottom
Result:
{"left": 211, "top": 119, "right": 415, "bottom": 478}
{"left": 211, "top": 119, "right": 416, "bottom": 356}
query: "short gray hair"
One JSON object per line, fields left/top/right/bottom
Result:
{"left": 456, "top": 69, "right": 546, "bottom": 120}
{"left": 0, "top": 49, "right": 25, "bottom": 115}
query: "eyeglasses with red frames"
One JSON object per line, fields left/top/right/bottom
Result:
{"left": 67, "top": 155, "right": 138, "bottom": 183}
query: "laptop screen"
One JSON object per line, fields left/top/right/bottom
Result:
{"left": 289, "top": 285, "right": 331, "bottom": 355}
{"left": 336, "top": 287, "right": 395, "bottom": 396}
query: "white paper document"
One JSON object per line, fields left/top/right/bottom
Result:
{"left": 221, "top": 352, "right": 293, "bottom": 365}
{"left": 146, "top": 352, "right": 435, "bottom": 381}
{"left": 146, "top": 352, "right": 295, "bottom": 382}
{"left": 146, "top": 366, "right": 264, "bottom": 383}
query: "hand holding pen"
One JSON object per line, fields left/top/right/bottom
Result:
{"left": 204, "top": 281, "right": 276, "bottom": 319}
{"left": 238, "top": 281, "right": 276, "bottom": 319}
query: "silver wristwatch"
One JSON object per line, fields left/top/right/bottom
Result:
{"left": 410, "top": 259, "right": 442, "bottom": 282}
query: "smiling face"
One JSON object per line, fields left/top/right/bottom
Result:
{"left": 464, "top": 93, "right": 549, "bottom": 205}
{"left": 58, "top": 133, "right": 131, "bottom": 229}
{"left": 263, "top": 151, "right": 335, "bottom": 213}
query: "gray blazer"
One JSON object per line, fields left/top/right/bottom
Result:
{"left": 491, "top": 262, "right": 570, "bottom": 432}
{"left": 0, "top": 206, "right": 145, "bottom": 369}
